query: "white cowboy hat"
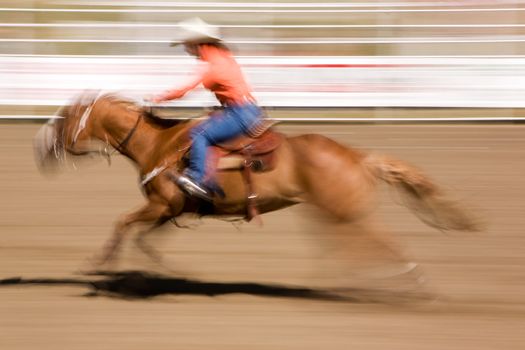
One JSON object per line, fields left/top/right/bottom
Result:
{"left": 170, "top": 17, "right": 221, "bottom": 46}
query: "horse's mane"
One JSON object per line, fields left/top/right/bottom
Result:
{"left": 68, "top": 92, "right": 189, "bottom": 130}
{"left": 142, "top": 110, "right": 189, "bottom": 129}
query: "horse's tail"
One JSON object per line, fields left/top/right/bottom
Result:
{"left": 363, "top": 153, "right": 480, "bottom": 232}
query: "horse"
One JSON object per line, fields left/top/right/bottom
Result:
{"left": 33, "top": 92, "right": 479, "bottom": 273}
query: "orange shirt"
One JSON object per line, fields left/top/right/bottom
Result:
{"left": 159, "top": 45, "right": 254, "bottom": 106}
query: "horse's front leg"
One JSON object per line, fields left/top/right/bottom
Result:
{"left": 95, "top": 201, "right": 172, "bottom": 266}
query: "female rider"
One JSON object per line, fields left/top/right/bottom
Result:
{"left": 150, "top": 18, "right": 262, "bottom": 201}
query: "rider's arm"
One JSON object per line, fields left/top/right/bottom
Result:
{"left": 153, "top": 63, "right": 208, "bottom": 102}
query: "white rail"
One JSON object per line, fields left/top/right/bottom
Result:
{"left": 3, "top": 23, "right": 525, "bottom": 28}
{"left": 2, "top": 7, "right": 525, "bottom": 13}
{"left": 49, "top": 1, "right": 525, "bottom": 8}
{"left": 4, "top": 37, "right": 525, "bottom": 44}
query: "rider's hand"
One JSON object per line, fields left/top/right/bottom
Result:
{"left": 144, "top": 95, "right": 162, "bottom": 104}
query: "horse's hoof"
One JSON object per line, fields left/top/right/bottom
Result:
{"left": 401, "top": 262, "right": 419, "bottom": 275}
{"left": 76, "top": 255, "right": 112, "bottom": 275}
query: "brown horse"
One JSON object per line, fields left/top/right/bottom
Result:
{"left": 33, "top": 92, "right": 478, "bottom": 270}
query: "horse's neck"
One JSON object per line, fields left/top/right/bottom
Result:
{"left": 95, "top": 106, "right": 152, "bottom": 166}
{"left": 96, "top": 107, "right": 192, "bottom": 171}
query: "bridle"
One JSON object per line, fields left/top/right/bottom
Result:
{"left": 59, "top": 94, "right": 143, "bottom": 166}
{"left": 113, "top": 112, "right": 142, "bottom": 154}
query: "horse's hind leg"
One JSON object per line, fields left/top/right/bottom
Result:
{"left": 328, "top": 218, "right": 421, "bottom": 280}
{"left": 298, "top": 170, "right": 420, "bottom": 285}
{"left": 304, "top": 216, "right": 424, "bottom": 295}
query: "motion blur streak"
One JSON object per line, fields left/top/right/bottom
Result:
{"left": 2, "top": 0, "right": 525, "bottom": 114}
{"left": 1, "top": 1, "right": 525, "bottom": 350}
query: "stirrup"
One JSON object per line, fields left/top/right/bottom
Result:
{"left": 173, "top": 174, "right": 213, "bottom": 202}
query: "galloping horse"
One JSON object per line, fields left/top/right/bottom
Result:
{"left": 33, "top": 92, "right": 478, "bottom": 268}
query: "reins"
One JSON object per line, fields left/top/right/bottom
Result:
{"left": 113, "top": 112, "right": 142, "bottom": 154}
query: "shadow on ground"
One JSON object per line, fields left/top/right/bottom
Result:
{"left": 0, "top": 270, "right": 431, "bottom": 303}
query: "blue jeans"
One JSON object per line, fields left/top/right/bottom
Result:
{"left": 186, "top": 103, "right": 261, "bottom": 183}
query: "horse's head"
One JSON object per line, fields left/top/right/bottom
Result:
{"left": 33, "top": 92, "right": 103, "bottom": 176}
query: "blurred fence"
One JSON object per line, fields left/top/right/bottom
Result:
{"left": 2, "top": 56, "right": 525, "bottom": 109}
{"left": 1, "top": 1, "right": 525, "bottom": 120}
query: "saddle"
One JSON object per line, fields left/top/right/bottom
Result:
{"left": 213, "top": 128, "right": 282, "bottom": 172}
{"left": 204, "top": 122, "right": 283, "bottom": 222}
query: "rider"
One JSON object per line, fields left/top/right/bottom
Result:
{"left": 150, "top": 18, "right": 263, "bottom": 201}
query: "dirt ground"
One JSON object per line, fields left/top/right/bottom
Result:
{"left": 0, "top": 123, "right": 524, "bottom": 350}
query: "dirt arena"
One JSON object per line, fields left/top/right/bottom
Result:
{"left": 1, "top": 122, "right": 524, "bottom": 349}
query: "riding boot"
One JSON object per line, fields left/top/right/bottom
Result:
{"left": 171, "top": 173, "right": 213, "bottom": 202}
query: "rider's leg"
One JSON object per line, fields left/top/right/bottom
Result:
{"left": 177, "top": 104, "right": 262, "bottom": 199}
{"left": 188, "top": 104, "right": 262, "bottom": 179}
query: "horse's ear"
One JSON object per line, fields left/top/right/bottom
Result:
{"left": 54, "top": 105, "right": 67, "bottom": 120}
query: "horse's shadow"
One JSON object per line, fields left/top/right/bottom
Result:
{"left": 0, "top": 270, "right": 432, "bottom": 304}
